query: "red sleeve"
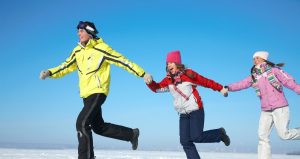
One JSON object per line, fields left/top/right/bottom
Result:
{"left": 187, "top": 69, "right": 223, "bottom": 91}
{"left": 147, "top": 77, "right": 170, "bottom": 93}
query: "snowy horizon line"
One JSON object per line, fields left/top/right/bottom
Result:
{"left": 0, "top": 142, "right": 240, "bottom": 152}
{"left": 0, "top": 142, "right": 299, "bottom": 155}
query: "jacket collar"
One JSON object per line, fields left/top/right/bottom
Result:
{"left": 78, "top": 38, "right": 99, "bottom": 49}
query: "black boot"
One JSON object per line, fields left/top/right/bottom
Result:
{"left": 220, "top": 127, "right": 230, "bottom": 146}
{"left": 130, "top": 128, "right": 139, "bottom": 150}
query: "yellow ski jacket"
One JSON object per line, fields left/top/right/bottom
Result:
{"left": 48, "top": 38, "right": 145, "bottom": 98}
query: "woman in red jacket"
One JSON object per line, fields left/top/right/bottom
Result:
{"left": 147, "top": 50, "right": 230, "bottom": 159}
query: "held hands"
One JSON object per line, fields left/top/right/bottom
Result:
{"left": 143, "top": 72, "right": 153, "bottom": 84}
{"left": 39, "top": 70, "right": 50, "bottom": 80}
{"left": 220, "top": 87, "right": 228, "bottom": 97}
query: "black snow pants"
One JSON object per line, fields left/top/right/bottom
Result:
{"left": 76, "top": 93, "right": 134, "bottom": 159}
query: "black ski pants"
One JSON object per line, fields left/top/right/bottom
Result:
{"left": 76, "top": 93, "right": 134, "bottom": 159}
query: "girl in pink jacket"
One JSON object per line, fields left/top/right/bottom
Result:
{"left": 226, "top": 51, "right": 300, "bottom": 159}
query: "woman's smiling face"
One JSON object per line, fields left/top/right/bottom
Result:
{"left": 253, "top": 56, "right": 265, "bottom": 66}
{"left": 167, "top": 62, "right": 178, "bottom": 74}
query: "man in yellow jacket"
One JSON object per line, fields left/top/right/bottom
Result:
{"left": 40, "top": 21, "right": 152, "bottom": 159}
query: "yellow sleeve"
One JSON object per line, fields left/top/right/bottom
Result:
{"left": 48, "top": 49, "right": 78, "bottom": 78}
{"left": 94, "top": 42, "right": 145, "bottom": 77}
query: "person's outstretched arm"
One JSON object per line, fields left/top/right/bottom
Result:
{"left": 186, "top": 69, "right": 223, "bottom": 91}
{"left": 227, "top": 76, "right": 252, "bottom": 92}
{"left": 147, "top": 78, "right": 169, "bottom": 93}
{"left": 94, "top": 41, "right": 148, "bottom": 78}
{"left": 40, "top": 48, "right": 79, "bottom": 80}
{"left": 273, "top": 67, "right": 300, "bottom": 94}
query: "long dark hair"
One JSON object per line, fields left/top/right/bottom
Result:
{"left": 250, "top": 60, "right": 285, "bottom": 81}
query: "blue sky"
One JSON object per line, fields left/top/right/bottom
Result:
{"left": 1, "top": 0, "right": 300, "bottom": 153}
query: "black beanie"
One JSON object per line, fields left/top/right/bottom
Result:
{"left": 77, "top": 21, "right": 99, "bottom": 38}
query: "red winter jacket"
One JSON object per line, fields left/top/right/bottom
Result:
{"left": 147, "top": 69, "right": 223, "bottom": 114}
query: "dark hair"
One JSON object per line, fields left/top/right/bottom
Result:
{"left": 166, "top": 63, "right": 195, "bottom": 79}
{"left": 250, "top": 60, "right": 285, "bottom": 81}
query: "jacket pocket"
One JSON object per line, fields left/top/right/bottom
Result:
{"left": 94, "top": 74, "right": 101, "bottom": 88}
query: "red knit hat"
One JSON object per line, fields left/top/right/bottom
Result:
{"left": 166, "top": 50, "right": 182, "bottom": 64}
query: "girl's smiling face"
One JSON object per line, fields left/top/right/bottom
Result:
{"left": 253, "top": 56, "right": 265, "bottom": 66}
{"left": 167, "top": 62, "right": 178, "bottom": 74}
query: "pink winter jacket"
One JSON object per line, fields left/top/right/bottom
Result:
{"left": 228, "top": 67, "right": 300, "bottom": 111}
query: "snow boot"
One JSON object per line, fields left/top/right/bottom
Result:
{"left": 220, "top": 127, "right": 230, "bottom": 146}
{"left": 130, "top": 128, "right": 139, "bottom": 150}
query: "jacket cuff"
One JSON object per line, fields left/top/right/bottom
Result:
{"left": 141, "top": 72, "right": 145, "bottom": 78}
{"left": 48, "top": 70, "right": 53, "bottom": 76}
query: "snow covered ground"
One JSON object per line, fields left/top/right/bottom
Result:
{"left": 0, "top": 148, "right": 299, "bottom": 159}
